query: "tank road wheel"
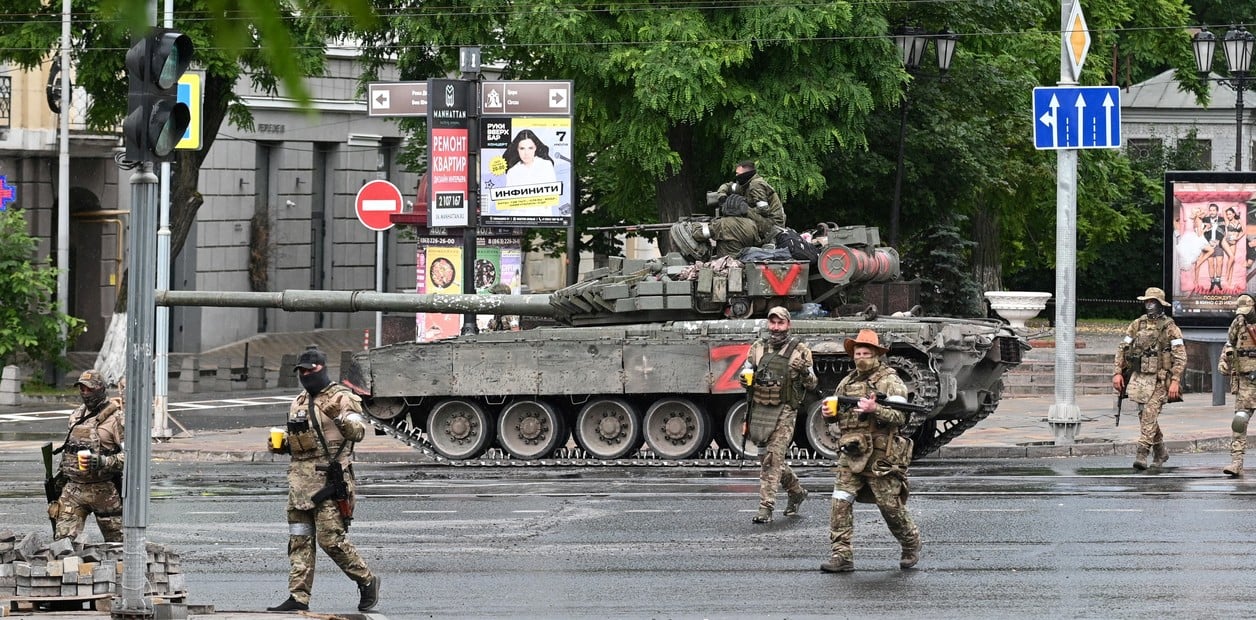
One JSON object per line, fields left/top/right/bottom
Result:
{"left": 643, "top": 398, "right": 712, "bottom": 459}
{"left": 722, "top": 401, "right": 761, "bottom": 459}
{"left": 365, "top": 397, "right": 407, "bottom": 421}
{"left": 575, "top": 399, "right": 643, "bottom": 459}
{"left": 427, "top": 399, "right": 495, "bottom": 460}
{"left": 800, "top": 400, "right": 842, "bottom": 460}
{"left": 497, "top": 399, "right": 568, "bottom": 460}
{"left": 887, "top": 354, "right": 941, "bottom": 433}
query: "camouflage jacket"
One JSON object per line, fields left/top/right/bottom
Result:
{"left": 1114, "top": 314, "right": 1186, "bottom": 404}
{"left": 59, "top": 399, "right": 125, "bottom": 484}
{"left": 285, "top": 384, "right": 367, "bottom": 510}
{"left": 833, "top": 363, "right": 911, "bottom": 475}
{"left": 711, "top": 215, "right": 760, "bottom": 258}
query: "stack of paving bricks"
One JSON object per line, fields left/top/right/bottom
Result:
{"left": 0, "top": 530, "right": 186, "bottom": 609}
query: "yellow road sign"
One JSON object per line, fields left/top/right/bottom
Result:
{"left": 176, "top": 73, "right": 202, "bottom": 150}
{"left": 1064, "top": 1, "right": 1090, "bottom": 82}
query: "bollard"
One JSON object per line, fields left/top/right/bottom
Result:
{"left": 278, "top": 354, "right": 299, "bottom": 388}
{"left": 216, "top": 358, "right": 232, "bottom": 392}
{"left": 0, "top": 364, "right": 21, "bottom": 406}
{"left": 178, "top": 357, "right": 199, "bottom": 394}
{"left": 247, "top": 356, "right": 266, "bottom": 390}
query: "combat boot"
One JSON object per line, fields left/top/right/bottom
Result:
{"left": 1152, "top": 443, "right": 1169, "bottom": 467}
{"left": 900, "top": 541, "right": 922, "bottom": 569}
{"left": 1133, "top": 445, "right": 1150, "bottom": 470}
{"left": 783, "top": 488, "right": 808, "bottom": 517}
{"left": 358, "top": 575, "right": 380, "bottom": 612}
{"left": 752, "top": 505, "right": 773, "bottom": 524}
{"left": 266, "top": 596, "right": 308, "bottom": 612}
{"left": 1224, "top": 454, "right": 1244, "bottom": 477}
{"left": 820, "top": 555, "right": 854, "bottom": 573}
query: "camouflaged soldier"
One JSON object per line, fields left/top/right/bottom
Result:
{"left": 267, "top": 346, "right": 380, "bottom": 613}
{"left": 740, "top": 306, "right": 816, "bottom": 523}
{"left": 1218, "top": 294, "right": 1256, "bottom": 476}
{"left": 714, "top": 161, "right": 785, "bottom": 243}
{"left": 1113, "top": 287, "right": 1187, "bottom": 470}
{"left": 821, "top": 330, "right": 921, "bottom": 573}
{"left": 51, "top": 369, "right": 125, "bottom": 542}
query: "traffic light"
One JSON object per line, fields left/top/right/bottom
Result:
{"left": 123, "top": 28, "right": 193, "bottom": 163}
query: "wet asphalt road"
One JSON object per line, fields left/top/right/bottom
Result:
{"left": 0, "top": 453, "right": 1254, "bottom": 618}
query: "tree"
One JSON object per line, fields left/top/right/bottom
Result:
{"left": 0, "top": 209, "right": 84, "bottom": 367}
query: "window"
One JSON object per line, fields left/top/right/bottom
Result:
{"left": 1182, "top": 139, "right": 1212, "bottom": 170}
{"left": 1125, "top": 138, "right": 1162, "bottom": 160}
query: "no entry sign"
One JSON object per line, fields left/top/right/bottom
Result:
{"left": 355, "top": 179, "right": 403, "bottom": 231}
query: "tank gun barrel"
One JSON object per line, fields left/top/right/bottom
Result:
{"left": 155, "top": 289, "right": 559, "bottom": 317}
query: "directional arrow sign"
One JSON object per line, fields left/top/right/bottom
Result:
{"left": 1033, "top": 86, "right": 1121, "bottom": 150}
{"left": 481, "top": 80, "right": 573, "bottom": 116}
{"left": 367, "top": 82, "right": 430, "bottom": 117}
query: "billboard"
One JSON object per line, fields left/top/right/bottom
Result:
{"left": 479, "top": 116, "right": 574, "bottom": 227}
{"left": 1164, "top": 171, "right": 1256, "bottom": 327}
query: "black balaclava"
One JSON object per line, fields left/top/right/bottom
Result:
{"left": 1144, "top": 301, "right": 1164, "bottom": 318}
{"left": 300, "top": 368, "right": 332, "bottom": 395}
{"left": 735, "top": 168, "right": 756, "bottom": 186}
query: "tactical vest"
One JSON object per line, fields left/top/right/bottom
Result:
{"left": 1128, "top": 316, "right": 1174, "bottom": 375}
{"left": 833, "top": 366, "right": 913, "bottom": 473}
{"left": 751, "top": 339, "right": 798, "bottom": 407}
{"left": 1234, "top": 316, "right": 1256, "bottom": 374}
{"left": 59, "top": 401, "right": 123, "bottom": 483}
{"left": 287, "top": 385, "right": 354, "bottom": 462}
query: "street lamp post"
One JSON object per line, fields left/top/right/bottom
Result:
{"left": 1192, "top": 26, "right": 1255, "bottom": 171}
{"left": 888, "top": 26, "right": 958, "bottom": 246}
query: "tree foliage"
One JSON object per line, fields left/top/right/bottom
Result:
{"left": 0, "top": 210, "right": 84, "bottom": 366}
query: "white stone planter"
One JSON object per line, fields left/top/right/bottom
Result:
{"left": 985, "top": 291, "right": 1052, "bottom": 329}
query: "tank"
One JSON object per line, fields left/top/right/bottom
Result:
{"left": 331, "top": 223, "right": 1029, "bottom": 465}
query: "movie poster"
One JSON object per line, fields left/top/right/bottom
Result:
{"left": 1165, "top": 172, "right": 1256, "bottom": 327}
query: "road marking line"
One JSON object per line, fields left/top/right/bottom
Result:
{"left": 1084, "top": 508, "right": 1142, "bottom": 512}
{"left": 966, "top": 509, "right": 1028, "bottom": 512}
{"left": 403, "top": 510, "right": 457, "bottom": 514}
{"left": 624, "top": 509, "right": 665, "bottom": 513}
{"left": 185, "top": 511, "right": 238, "bottom": 515}
{"left": 512, "top": 510, "right": 548, "bottom": 513}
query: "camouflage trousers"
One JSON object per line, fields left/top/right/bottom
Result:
{"left": 1136, "top": 383, "right": 1168, "bottom": 449}
{"left": 1232, "top": 431, "right": 1248, "bottom": 460}
{"left": 285, "top": 501, "right": 373, "bottom": 605}
{"left": 829, "top": 468, "right": 919, "bottom": 560}
{"left": 52, "top": 480, "right": 122, "bottom": 542}
{"left": 757, "top": 407, "right": 803, "bottom": 509}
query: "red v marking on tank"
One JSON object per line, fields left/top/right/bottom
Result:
{"left": 761, "top": 264, "right": 801, "bottom": 296}
{"left": 710, "top": 343, "right": 751, "bottom": 393}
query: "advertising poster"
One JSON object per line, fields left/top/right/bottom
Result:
{"left": 479, "top": 116, "right": 573, "bottom": 227}
{"left": 500, "top": 248, "right": 523, "bottom": 293}
{"left": 1165, "top": 171, "right": 1256, "bottom": 327}
{"left": 474, "top": 247, "right": 502, "bottom": 293}
{"left": 426, "top": 79, "right": 471, "bottom": 228}
{"left": 416, "top": 241, "right": 463, "bottom": 341}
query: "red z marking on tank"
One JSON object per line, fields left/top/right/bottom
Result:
{"left": 710, "top": 343, "right": 751, "bottom": 393}
{"left": 761, "top": 264, "right": 802, "bottom": 296}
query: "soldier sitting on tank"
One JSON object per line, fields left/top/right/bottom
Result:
{"left": 710, "top": 194, "right": 762, "bottom": 258}
{"left": 486, "top": 283, "right": 521, "bottom": 331}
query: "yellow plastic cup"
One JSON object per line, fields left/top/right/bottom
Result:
{"left": 740, "top": 368, "right": 754, "bottom": 386}
{"left": 76, "top": 449, "right": 91, "bottom": 470}
{"left": 822, "top": 396, "right": 838, "bottom": 417}
{"left": 269, "top": 427, "right": 286, "bottom": 450}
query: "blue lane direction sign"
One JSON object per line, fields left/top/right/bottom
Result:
{"left": 1033, "top": 86, "right": 1121, "bottom": 150}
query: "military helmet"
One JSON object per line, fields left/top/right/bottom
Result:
{"left": 1136, "top": 287, "right": 1170, "bottom": 307}
{"left": 293, "top": 345, "right": 327, "bottom": 371}
{"left": 1238, "top": 294, "right": 1255, "bottom": 314}
{"left": 74, "top": 369, "right": 106, "bottom": 391}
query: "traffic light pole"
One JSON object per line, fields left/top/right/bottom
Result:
{"left": 116, "top": 165, "right": 157, "bottom": 616}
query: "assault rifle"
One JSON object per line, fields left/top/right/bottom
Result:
{"left": 739, "top": 386, "right": 753, "bottom": 468}
{"left": 836, "top": 394, "right": 932, "bottom": 416}
{"left": 312, "top": 461, "right": 354, "bottom": 527}
{"left": 1114, "top": 367, "right": 1132, "bottom": 427}
{"left": 40, "top": 442, "right": 61, "bottom": 533}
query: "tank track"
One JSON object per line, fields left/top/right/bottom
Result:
{"left": 362, "top": 405, "right": 838, "bottom": 467}
{"left": 913, "top": 395, "right": 1000, "bottom": 458}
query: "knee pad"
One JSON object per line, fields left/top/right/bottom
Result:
{"left": 831, "top": 489, "right": 855, "bottom": 505}
{"left": 1234, "top": 410, "right": 1251, "bottom": 434}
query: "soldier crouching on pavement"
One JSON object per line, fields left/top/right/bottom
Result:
{"left": 822, "top": 329, "right": 920, "bottom": 573}
{"left": 1112, "top": 287, "right": 1186, "bottom": 470}
{"left": 267, "top": 346, "right": 380, "bottom": 613}
{"left": 50, "top": 369, "right": 125, "bottom": 542}
{"left": 740, "top": 306, "right": 815, "bottom": 524}
{"left": 1218, "top": 294, "right": 1256, "bottom": 476}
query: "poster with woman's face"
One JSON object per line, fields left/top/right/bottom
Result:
{"left": 1166, "top": 175, "right": 1256, "bottom": 325}
{"left": 479, "top": 117, "right": 573, "bottom": 227}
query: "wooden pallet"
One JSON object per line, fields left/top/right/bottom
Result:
{"left": 2, "top": 592, "right": 112, "bottom": 613}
